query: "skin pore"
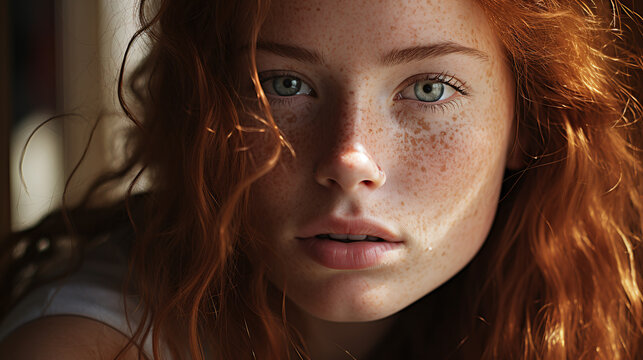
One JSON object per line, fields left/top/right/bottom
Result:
{"left": 248, "top": 0, "right": 517, "bottom": 358}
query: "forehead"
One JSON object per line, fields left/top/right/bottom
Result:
{"left": 259, "top": 0, "right": 501, "bottom": 64}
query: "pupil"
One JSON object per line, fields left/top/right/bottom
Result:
{"left": 283, "top": 78, "right": 296, "bottom": 88}
{"left": 423, "top": 83, "right": 435, "bottom": 93}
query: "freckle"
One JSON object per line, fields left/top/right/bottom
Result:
{"left": 401, "top": 201, "right": 405, "bottom": 206}
{"left": 441, "top": 251, "right": 446, "bottom": 257}
{"left": 416, "top": 118, "right": 431, "bottom": 131}
{"left": 451, "top": 115, "right": 457, "bottom": 122}
{"left": 440, "top": 164, "right": 447, "bottom": 172}
{"left": 430, "top": 134, "right": 436, "bottom": 143}
{"left": 421, "top": 166, "right": 426, "bottom": 173}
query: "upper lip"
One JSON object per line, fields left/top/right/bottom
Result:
{"left": 296, "top": 216, "right": 402, "bottom": 242}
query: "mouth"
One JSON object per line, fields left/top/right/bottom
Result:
{"left": 313, "top": 234, "right": 388, "bottom": 243}
{"left": 295, "top": 216, "right": 402, "bottom": 244}
{"left": 296, "top": 217, "right": 403, "bottom": 270}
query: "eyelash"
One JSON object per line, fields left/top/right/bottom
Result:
{"left": 258, "top": 71, "right": 469, "bottom": 111}
{"left": 395, "top": 72, "right": 469, "bottom": 113}
{"left": 258, "top": 71, "right": 313, "bottom": 106}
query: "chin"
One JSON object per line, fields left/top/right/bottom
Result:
{"left": 296, "top": 298, "right": 401, "bottom": 323}
{"left": 281, "top": 273, "right": 420, "bottom": 323}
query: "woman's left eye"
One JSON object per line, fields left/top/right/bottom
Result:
{"left": 399, "top": 79, "right": 457, "bottom": 103}
{"left": 260, "top": 75, "right": 314, "bottom": 97}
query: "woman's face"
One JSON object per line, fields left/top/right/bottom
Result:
{"left": 249, "top": 0, "right": 515, "bottom": 322}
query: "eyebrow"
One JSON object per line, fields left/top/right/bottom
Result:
{"left": 256, "top": 41, "right": 489, "bottom": 66}
{"left": 381, "top": 42, "right": 489, "bottom": 65}
{"left": 256, "top": 41, "right": 325, "bottom": 65}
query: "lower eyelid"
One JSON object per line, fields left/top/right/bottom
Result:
{"left": 265, "top": 93, "right": 311, "bottom": 108}
{"left": 400, "top": 97, "right": 464, "bottom": 114}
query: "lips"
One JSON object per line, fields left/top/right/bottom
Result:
{"left": 296, "top": 217, "right": 403, "bottom": 270}
{"left": 295, "top": 217, "right": 402, "bottom": 243}
{"left": 314, "top": 234, "right": 386, "bottom": 242}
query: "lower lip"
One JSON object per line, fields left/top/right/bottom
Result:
{"left": 300, "top": 238, "right": 402, "bottom": 270}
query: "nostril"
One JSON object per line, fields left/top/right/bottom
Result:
{"left": 320, "top": 177, "right": 341, "bottom": 189}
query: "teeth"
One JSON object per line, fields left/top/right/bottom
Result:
{"left": 329, "top": 233, "right": 348, "bottom": 240}
{"left": 319, "top": 234, "right": 381, "bottom": 241}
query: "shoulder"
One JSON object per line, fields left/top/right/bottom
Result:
{"left": 0, "top": 315, "right": 145, "bottom": 360}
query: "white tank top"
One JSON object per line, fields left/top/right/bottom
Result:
{"left": 0, "top": 232, "right": 161, "bottom": 358}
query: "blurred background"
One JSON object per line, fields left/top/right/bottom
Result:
{"left": 1, "top": 0, "right": 144, "bottom": 237}
{"left": 0, "top": 1, "right": 641, "bottom": 239}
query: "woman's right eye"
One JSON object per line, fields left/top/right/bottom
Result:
{"left": 260, "top": 75, "right": 315, "bottom": 97}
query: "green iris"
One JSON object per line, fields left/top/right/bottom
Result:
{"left": 414, "top": 81, "right": 445, "bottom": 102}
{"left": 273, "top": 76, "right": 302, "bottom": 96}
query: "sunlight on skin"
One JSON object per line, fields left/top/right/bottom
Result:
{"left": 248, "top": 0, "right": 516, "bottom": 358}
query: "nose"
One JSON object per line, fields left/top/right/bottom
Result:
{"left": 314, "top": 143, "right": 386, "bottom": 193}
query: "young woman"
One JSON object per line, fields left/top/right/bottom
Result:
{"left": 1, "top": 0, "right": 642, "bottom": 359}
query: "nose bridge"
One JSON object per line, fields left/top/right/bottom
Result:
{"left": 314, "top": 88, "right": 385, "bottom": 193}
{"left": 327, "top": 87, "right": 379, "bottom": 163}
{"left": 334, "top": 88, "right": 375, "bottom": 147}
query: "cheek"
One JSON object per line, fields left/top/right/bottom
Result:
{"left": 392, "top": 107, "right": 505, "bottom": 194}
{"left": 265, "top": 103, "right": 319, "bottom": 160}
{"left": 247, "top": 104, "right": 318, "bottom": 223}
{"left": 246, "top": 103, "right": 312, "bottom": 174}
{"left": 386, "top": 103, "right": 511, "bottom": 247}
{"left": 382, "top": 106, "right": 510, "bottom": 291}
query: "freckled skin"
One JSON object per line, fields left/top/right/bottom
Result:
{"left": 249, "top": 0, "right": 516, "bottom": 357}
